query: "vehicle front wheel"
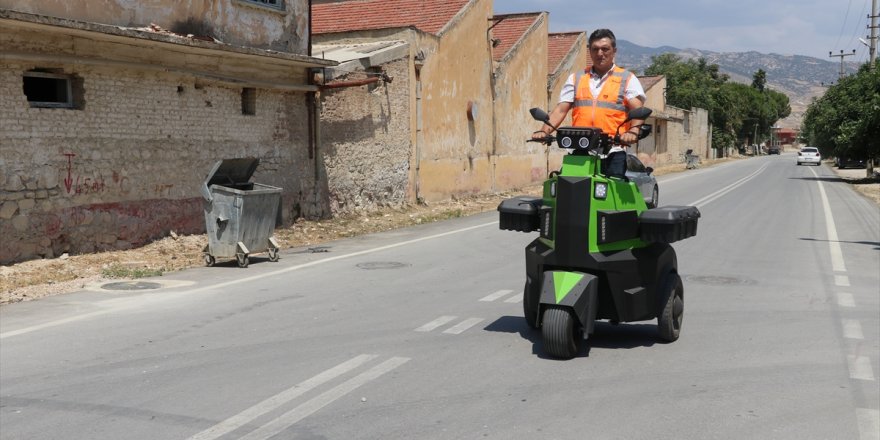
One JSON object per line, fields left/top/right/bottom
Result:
{"left": 542, "top": 306, "right": 580, "bottom": 359}
{"left": 657, "top": 272, "right": 684, "bottom": 342}
{"left": 648, "top": 185, "right": 659, "bottom": 208}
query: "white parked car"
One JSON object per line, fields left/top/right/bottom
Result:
{"left": 797, "top": 147, "right": 821, "bottom": 166}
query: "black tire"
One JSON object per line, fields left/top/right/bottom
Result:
{"left": 648, "top": 185, "right": 659, "bottom": 208}
{"left": 268, "top": 248, "right": 279, "bottom": 262}
{"left": 657, "top": 272, "right": 684, "bottom": 342}
{"left": 542, "top": 306, "right": 580, "bottom": 359}
{"left": 204, "top": 254, "right": 215, "bottom": 267}
{"left": 523, "top": 281, "right": 540, "bottom": 329}
{"left": 236, "top": 254, "right": 249, "bottom": 268}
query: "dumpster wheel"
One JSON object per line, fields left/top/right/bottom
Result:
{"left": 204, "top": 254, "right": 216, "bottom": 267}
{"left": 236, "top": 253, "right": 249, "bottom": 268}
{"left": 268, "top": 248, "right": 279, "bottom": 262}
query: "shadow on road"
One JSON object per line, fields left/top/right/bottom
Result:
{"left": 800, "top": 237, "right": 880, "bottom": 250}
{"left": 484, "top": 316, "right": 661, "bottom": 360}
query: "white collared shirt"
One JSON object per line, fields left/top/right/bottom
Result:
{"left": 558, "top": 64, "right": 646, "bottom": 104}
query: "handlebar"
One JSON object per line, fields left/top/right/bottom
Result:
{"left": 527, "top": 128, "right": 624, "bottom": 155}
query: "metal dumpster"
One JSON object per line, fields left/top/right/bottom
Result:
{"left": 201, "top": 158, "right": 281, "bottom": 268}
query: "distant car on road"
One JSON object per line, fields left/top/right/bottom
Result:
{"left": 768, "top": 146, "right": 780, "bottom": 155}
{"left": 835, "top": 156, "right": 866, "bottom": 169}
{"left": 625, "top": 154, "right": 659, "bottom": 208}
{"left": 797, "top": 147, "right": 821, "bottom": 166}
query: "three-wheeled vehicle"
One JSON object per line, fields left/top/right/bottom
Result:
{"left": 498, "top": 107, "right": 701, "bottom": 359}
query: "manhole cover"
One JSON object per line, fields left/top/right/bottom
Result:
{"left": 356, "top": 261, "right": 410, "bottom": 270}
{"left": 684, "top": 275, "right": 756, "bottom": 286}
{"left": 100, "top": 281, "right": 163, "bottom": 291}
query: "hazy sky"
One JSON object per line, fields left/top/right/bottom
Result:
{"left": 494, "top": 0, "right": 876, "bottom": 61}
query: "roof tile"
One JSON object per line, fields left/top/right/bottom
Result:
{"left": 489, "top": 13, "right": 541, "bottom": 61}
{"left": 313, "top": 0, "right": 469, "bottom": 35}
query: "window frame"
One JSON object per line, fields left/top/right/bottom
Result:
{"left": 23, "top": 71, "right": 74, "bottom": 109}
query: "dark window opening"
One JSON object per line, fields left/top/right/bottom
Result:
{"left": 241, "top": 88, "right": 256, "bottom": 115}
{"left": 241, "top": 0, "right": 283, "bottom": 9}
{"left": 23, "top": 70, "right": 82, "bottom": 109}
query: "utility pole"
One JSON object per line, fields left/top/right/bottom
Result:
{"left": 829, "top": 49, "right": 857, "bottom": 79}
{"left": 870, "top": 0, "right": 878, "bottom": 69}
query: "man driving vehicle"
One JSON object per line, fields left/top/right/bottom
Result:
{"left": 532, "top": 28, "right": 646, "bottom": 177}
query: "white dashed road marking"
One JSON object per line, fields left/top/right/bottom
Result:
{"left": 847, "top": 355, "right": 876, "bottom": 381}
{"left": 857, "top": 408, "right": 880, "bottom": 440}
{"left": 835, "top": 275, "right": 851, "bottom": 287}
{"left": 842, "top": 319, "right": 865, "bottom": 340}
{"left": 837, "top": 292, "right": 856, "bottom": 308}
{"left": 480, "top": 290, "right": 514, "bottom": 302}
{"left": 441, "top": 317, "right": 484, "bottom": 335}
{"left": 415, "top": 316, "right": 457, "bottom": 332}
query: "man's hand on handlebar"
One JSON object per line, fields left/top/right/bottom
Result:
{"left": 530, "top": 130, "right": 553, "bottom": 144}
{"left": 618, "top": 131, "right": 639, "bottom": 145}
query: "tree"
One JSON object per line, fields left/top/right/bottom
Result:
{"left": 802, "top": 61, "right": 880, "bottom": 176}
{"left": 645, "top": 55, "right": 789, "bottom": 151}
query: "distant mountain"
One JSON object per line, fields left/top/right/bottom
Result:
{"left": 615, "top": 40, "right": 861, "bottom": 129}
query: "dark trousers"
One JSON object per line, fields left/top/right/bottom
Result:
{"left": 602, "top": 151, "right": 627, "bottom": 178}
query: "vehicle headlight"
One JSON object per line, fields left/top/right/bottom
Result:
{"left": 594, "top": 182, "right": 608, "bottom": 199}
{"left": 560, "top": 136, "right": 572, "bottom": 148}
{"left": 578, "top": 137, "right": 590, "bottom": 150}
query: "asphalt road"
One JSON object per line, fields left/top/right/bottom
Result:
{"left": 2, "top": 153, "right": 878, "bottom": 440}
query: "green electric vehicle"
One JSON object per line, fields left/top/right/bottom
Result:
{"left": 498, "top": 107, "right": 700, "bottom": 359}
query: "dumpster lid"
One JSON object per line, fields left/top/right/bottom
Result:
{"left": 205, "top": 158, "right": 260, "bottom": 187}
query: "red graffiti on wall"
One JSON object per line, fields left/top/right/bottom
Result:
{"left": 63, "top": 153, "right": 76, "bottom": 193}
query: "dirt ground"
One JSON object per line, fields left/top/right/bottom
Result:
{"left": 2, "top": 157, "right": 877, "bottom": 305}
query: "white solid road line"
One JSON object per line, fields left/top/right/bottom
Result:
{"left": 186, "top": 354, "right": 377, "bottom": 440}
{"left": 689, "top": 163, "right": 769, "bottom": 208}
{"left": 809, "top": 166, "right": 848, "bottom": 273}
{"left": 442, "top": 317, "right": 484, "bottom": 335}
{"left": 237, "top": 357, "right": 410, "bottom": 440}
{"left": 1, "top": 221, "right": 499, "bottom": 339}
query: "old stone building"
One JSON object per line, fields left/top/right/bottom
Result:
{"left": 311, "top": 1, "right": 592, "bottom": 210}
{"left": 0, "top": 1, "right": 335, "bottom": 264}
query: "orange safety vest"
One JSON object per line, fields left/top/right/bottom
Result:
{"left": 571, "top": 66, "right": 634, "bottom": 136}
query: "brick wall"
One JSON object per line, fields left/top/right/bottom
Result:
{"left": 0, "top": 61, "right": 317, "bottom": 263}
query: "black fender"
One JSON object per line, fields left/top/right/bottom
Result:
{"left": 538, "top": 271, "right": 599, "bottom": 338}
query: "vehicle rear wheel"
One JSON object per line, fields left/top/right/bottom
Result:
{"left": 542, "top": 306, "right": 580, "bottom": 359}
{"left": 523, "top": 281, "right": 540, "bottom": 329}
{"left": 657, "top": 272, "right": 684, "bottom": 342}
{"left": 648, "top": 185, "right": 659, "bottom": 208}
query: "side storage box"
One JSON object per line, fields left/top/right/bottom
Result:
{"left": 639, "top": 205, "right": 700, "bottom": 243}
{"left": 498, "top": 196, "right": 542, "bottom": 232}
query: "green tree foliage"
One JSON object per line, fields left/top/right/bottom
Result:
{"left": 801, "top": 61, "right": 879, "bottom": 174}
{"left": 645, "top": 55, "right": 790, "bottom": 150}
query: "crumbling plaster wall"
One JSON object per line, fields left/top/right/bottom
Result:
{"left": 0, "top": 0, "right": 309, "bottom": 53}
{"left": 492, "top": 14, "right": 548, "bottom": 191}
{"left": 318, "top": 56, "right": 412, "bottom": 214}
{"left": 415, "top": 0, "right": 495, "bottom": 201}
